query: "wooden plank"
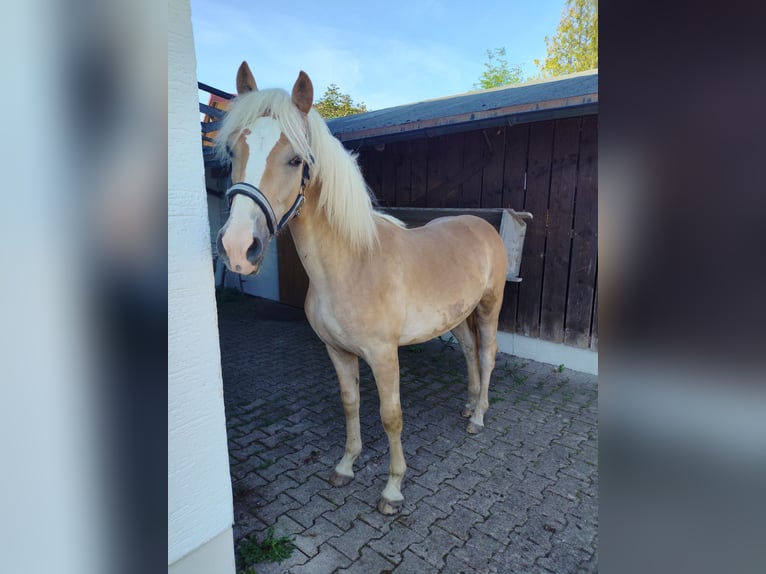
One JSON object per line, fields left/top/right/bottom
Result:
{"left": 540, "top": 117, "right": 581, "bottom": 343}
{"left": 497, "top": 124, "right": 529, "bottom": 332}
{"left": 426, "top": 134, "right": 466, "bottom": 207}
{"left": 498, "top": 282, "right": 520, "bottom": 333}
{"left": 379, "top": 207, "right": 503, "bottom": 229}
{"left": 277, "top": 230, "right": 309, "bottom": 308}
{"left": 395, "top": 140, "right": 412, "bottom": 206}
{"left": 201, "top": 120, "right": 223, "bottom": 133}
{"left": 409, "top": 138, "right": 429, "bottom": 207}
{"left": 442, "top": 134, "right": 464, "bottom": 207}
{"left": 357, "top": 147, "right": 370, "bottom": 183}
{"left": 564, "top": 115, "right": 598, "bottom": 348}
{"left": 481, "top": 127, "right": 506, "bottom": 208}
{"left": 461, "top": 130, "right": 484, "bottom": 208}
{"left": 378, "top": 143, "right": 397, "bottom": 207}
{"left": 198, "top": 82, "right": 234, "bottom": 100}
{"left": 426, "top": 135, "right": 449, "bottom": 207}
{"left": 516, "top": 121, "right": 555, "bottom": 338}
{"left": 503, "top": 124, "right": 529, "bottom": 210}
{"left": 365, "top": 146, "right": 383, "bottom": 203}
{"left": 199, "top": 103, "right": 226, "bottom": 118}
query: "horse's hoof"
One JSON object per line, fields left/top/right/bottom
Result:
{"left": 377, "top": 497, "right": 404, "bottom": 515}
{"left": 466, "top": 421, "right": 484, "bottom": 434}
{"left": 461, "top": 407, "right": 474, "bottom": 418}
{"left": 330, "top": 471, "right": 353, "bottom": 487}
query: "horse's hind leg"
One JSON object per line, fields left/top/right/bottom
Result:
{"left": 467, "top": 292, "right": 503, "bottom": 434}
{"left": 325, "top": 345, "right": 362, "bottom": 486}
{"left": 451, "top": 315, "right": 481, "bottom": 419}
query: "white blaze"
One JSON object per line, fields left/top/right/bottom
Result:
{"left": 228, "top": 117, "right": 283, "bottom": 226}
{"left": 224, "top": 117, "right": 283, "bottom": 270}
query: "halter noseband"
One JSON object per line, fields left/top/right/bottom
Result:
{"left": 225, "top": 159, "right": 311, "bottom": 237}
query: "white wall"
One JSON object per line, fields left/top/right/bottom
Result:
{"left": 168, "top": 0, "right": 234, "bottom": 571}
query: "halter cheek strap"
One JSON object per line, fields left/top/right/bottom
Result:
{"left": 225, "top": 159, "right": 311, "bottom": 236}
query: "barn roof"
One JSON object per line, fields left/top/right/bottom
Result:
{"left": 327, "top": 69, "right": 597, "bottom": 146}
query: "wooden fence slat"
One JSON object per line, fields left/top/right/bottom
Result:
{"left": 517, "top": 121, "right": 555, "bottom": 338}
{"left": 564, "top": 115, "right": 598, "bottom": 347}
{"left": 365, "top": 147, "right": 383, "bottom": 202}
{"left": 409, "top": 138, "right": 429, "bottom": 207}
{"left": 201, "top": 120, "right": 223, "bottom": 133}
{"left": 498, "top": 124, "right": 529, "bottom": 333}
{"left": 481, "top": 128, "right": 506, "bottom": 208}
{"left": 395, "top": 140, "right": 412, "bottom": 206}
{"left": 461, "top": 131, "right": 484, "bottom": 208}
{"left": 443, "top": 135, "right": 464, "bottom": 207}
{"left": 427, "top": 136, "right": 449, "bottom": 207}
{"left": 199, "top": 103, "right": 226, "bottom": 118}
{"left": 379, "top": 144, "right": 398, "bottom": 207}
{"left": 198, "top": 82, "right": 234, "bottom": 100}
{"left": 540, "top": 117, "right": 581, "bottom": 343}
{"left": 502, "top": 124, "right": 529, "bottom": 210}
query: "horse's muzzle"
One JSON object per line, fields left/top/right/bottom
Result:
{"left": 216, "top": 226, "right": 267, "bottom": 275}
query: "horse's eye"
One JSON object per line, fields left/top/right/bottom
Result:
{"left": 288, "top": 156, "right": 302, "bottom": 167}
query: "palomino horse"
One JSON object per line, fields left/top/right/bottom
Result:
{"left": 216, "top": 62, "right": 507, "bottom": 514}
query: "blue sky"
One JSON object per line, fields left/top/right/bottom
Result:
{"left": 191, "top": 0, "right": 566, "bottom": 110}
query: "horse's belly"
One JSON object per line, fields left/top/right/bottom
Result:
{"left": 398, "top": 295, "right": 480, "bottom": 346}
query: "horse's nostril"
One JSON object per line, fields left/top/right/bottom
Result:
{"left": 216, "top": 231, "right": 227, "bottom": 258}
{"left": 246, "top": 236, "right": 263, "bottom": 265}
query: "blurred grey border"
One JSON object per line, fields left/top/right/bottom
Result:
{"left": 1, "top": 1, "right": 765, "bottom": 573}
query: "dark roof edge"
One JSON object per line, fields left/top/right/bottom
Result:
{"left": 331, "top": 93, "right": 597, "bottom": 147}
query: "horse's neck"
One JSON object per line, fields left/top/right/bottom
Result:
{"left": 286, "top": 189, "right": 358, "bottom": 289}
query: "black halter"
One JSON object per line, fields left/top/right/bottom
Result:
{"left": 225, "top": 160, "right": 310, "bottom": 236}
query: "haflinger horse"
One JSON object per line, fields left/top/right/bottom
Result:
{"left": 216, "top": 62, "right": 508, "bottom": 515}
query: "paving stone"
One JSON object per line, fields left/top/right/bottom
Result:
{"left": 368, "top": 522, "right": 425, "bottom": 565}
{"left": 286, "top": 493, "right": 338, "bottom": 529}
{"left": 327, "top": 520, "right": 384, "bottom": 561}
{"left": 219, "top": 297, "right": 598, "bottom": 573}
{"left": 292, "top": 516, "right": 344, "bottom": 557}
{"left": 450, "top": 528, "right": 506, "bottom": 571}
{"left": 392, "top": 549, "right": 439, "bottom": 573}
{"left": 290, "top": 543, "right": 351, "bottom": 574}
{"left": 443, "top": 552, "right": 487, "bottom": 574}
{"left": 534, "top": 543, "right": 592, "bottom": 573}
{"left": 409, "top": 525, "right": 463, "bottom": 569}
{"left": 323, "top": 494, "right": 376, "bottom": 531}
{"left": 392, "top": 499, "right": 449, "bottom": 538}
{"left": 435, "top": 505, "right": 484, "bottom": 541}
{"left": 492, "top": 534, "right": 548, "bottom": 570}
{"left": 283, "top": 476, "right": 333, "bottom": 506}
{"left": 337, "top": 547, "right": 396, "bottom": 574}
{"left": 250, "top": 492, "right": 302, "bottom": 525}
{"left": 415, "top": 473, "right": 466, "bottom": 503}
{"left": 243, "top": 549, "right": 309, "bottom": 574}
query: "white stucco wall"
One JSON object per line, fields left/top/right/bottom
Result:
{"left": 168, "top": 0, "right": 234, "bottom": 570}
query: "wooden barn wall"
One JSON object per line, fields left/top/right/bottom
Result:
{"left": 354, "top": 114, "right": 598, "bottom": 350}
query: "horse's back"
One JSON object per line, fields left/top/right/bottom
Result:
{"left": 379, "top": 214, "right": 506, "bottom": 345}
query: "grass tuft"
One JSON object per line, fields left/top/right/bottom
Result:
{"left": 237, "top": 526, "right": 295, "bottom": 572}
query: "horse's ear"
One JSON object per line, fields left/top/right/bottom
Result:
{"left": 236, "top": 61, "right": 257, "bottom": 95}
{"left": 291, "top": 71, "right": 313, "bottom": 114}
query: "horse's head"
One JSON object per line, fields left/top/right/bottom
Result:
{"left": 216, "top": 61, "right": 314, "bottom": 275}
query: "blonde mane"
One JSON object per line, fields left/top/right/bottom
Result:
{"left": 216, "top": 89, "right": 383, "bottom": 252}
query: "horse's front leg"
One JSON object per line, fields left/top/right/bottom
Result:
{"left": 325, "top": 345, "right": 362, "bottom": 487}
{"left": 368, "top": 347, "right": 407, "bottom": 515}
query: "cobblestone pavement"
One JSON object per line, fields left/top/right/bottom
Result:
{"left": 218, "top": 294, "right": 598, "bottom": 573}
